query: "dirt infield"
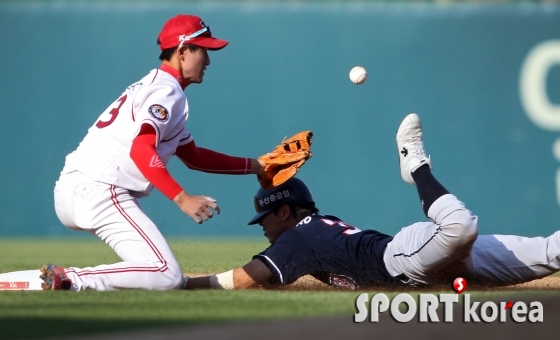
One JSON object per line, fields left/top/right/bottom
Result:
{"left": 286, "top": 274, "right": 560, "bottom": 291}
{"left": 188, "top": 273, "right": 560, "bottom": 291}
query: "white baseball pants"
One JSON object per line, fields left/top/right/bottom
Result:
{"left": 383, "top": 194, "right": 560, "bottom": 286}
{"left": 54, "top": 171, "right": 184, "bottom": 291}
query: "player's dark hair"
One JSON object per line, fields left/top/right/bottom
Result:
{"left": 290, "top": 203, "right": 320, "bottom": 221}
{"left": 158, "top": 48, "right": 176, "bottom": 61}
{"left": 272, "top": 203, "right": 319, "bottom": 221}
{"left": 157, "top": 39, "right": 201, "bottom": 61}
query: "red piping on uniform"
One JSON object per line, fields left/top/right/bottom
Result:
{"left": 109, "top": 185, "right": 168, "bottom": 270}
{"left": 131, "top": 69, "right": 159, "bottom": 123}
{"left": 70, "top": 267, "right": 163, "bottom": 276}
{"left": 150, "top": 69, "right": 159, "bottom": 85}
{"left": 72, "top": 186, "right": 169, "bottom": 277}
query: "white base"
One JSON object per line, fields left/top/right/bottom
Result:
{"left": 0, "top": 270, "right": 43, "bottom": 290}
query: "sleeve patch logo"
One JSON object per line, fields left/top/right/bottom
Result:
{"left": 148, "top": 104, "right": 169, "bottom": 122}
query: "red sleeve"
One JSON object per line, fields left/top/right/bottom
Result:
{"left": 175, "top": 140, "right": 251, "bottom": 174}
{"left": 130, "top": 124, "right": 183, "bottom": 200}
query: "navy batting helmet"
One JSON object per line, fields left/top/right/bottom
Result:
{"left": 248, "top": 177, "right": 314, "bottom": 225}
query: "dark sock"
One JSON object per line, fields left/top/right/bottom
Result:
{"left": 411, "top": 164, "right": 450, "bottom": 216}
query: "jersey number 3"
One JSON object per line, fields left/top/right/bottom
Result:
{"left": 321, "top": 219, "right": 362, "bottom": 235}
{"left": 96, "top": 95, "right": 128, "bottom": 128}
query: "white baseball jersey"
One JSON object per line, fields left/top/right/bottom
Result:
{"left": 62, "top": 69, "right": 193, "bottom": 197}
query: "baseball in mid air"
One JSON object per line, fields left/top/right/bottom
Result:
{"left": 349, "top": 66, "right": 368, "bottom": 85}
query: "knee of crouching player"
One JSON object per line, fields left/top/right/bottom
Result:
{"left": 446, "top": 210, "right": 479, "bottom": 249}
{"left": 155, "top": 264, "right": 185, "bottom": 290}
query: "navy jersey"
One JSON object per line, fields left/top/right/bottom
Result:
{"left": 253, "top": 213, "right": 402, "bottom": 290}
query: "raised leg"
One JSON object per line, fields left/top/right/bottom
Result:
{"left": 384, "top": 114, "right": 478, "bottom": 285}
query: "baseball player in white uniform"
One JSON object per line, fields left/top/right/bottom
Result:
{"left": 184, "top": 113, "right": 560, "bottom": 290}
{"left": 40, "top": 14, "right": 265, "bottom": 291}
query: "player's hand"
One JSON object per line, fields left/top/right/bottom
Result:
{"left": 173, "top": 191, "right": 220, "bottom": 224}
{"left": 250, "top": 158, "right": 265, "bottom": 179}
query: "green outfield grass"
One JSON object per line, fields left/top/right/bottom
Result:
{"left": 0, "top": 237, "right": 269, "bottom": 274}
{"left": 0, "top": 238, "right": 559, "bottom": 339}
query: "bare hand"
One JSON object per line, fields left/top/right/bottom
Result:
{"left": 173, "top": 191, "right": 220, "bottom": 224}
{"left": 251, "top": 158, "right": 265, "bottom": 179}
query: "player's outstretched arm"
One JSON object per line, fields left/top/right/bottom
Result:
{"left": 184, "top": 259, "right": 273, "bottom": 290}
{"left": 175, "top": 141, "right": 264, "bottom": 177}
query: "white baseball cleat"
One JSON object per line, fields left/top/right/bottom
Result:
{"left": 396, "top": 113, "right": 432, "bottom": 184}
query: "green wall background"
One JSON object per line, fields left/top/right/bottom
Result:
{"left": 1, "top": 1, "right": 559, "bottom": 238}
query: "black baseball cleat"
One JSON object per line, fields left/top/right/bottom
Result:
{"left": 40, "top": 264, "right": 72, "bottom": 290}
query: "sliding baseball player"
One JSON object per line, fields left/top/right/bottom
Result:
{"left": 184, "top": 113, "right": 560, "bottom": 290}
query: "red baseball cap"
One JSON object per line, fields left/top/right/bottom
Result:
{"left": 157, "top": 14, "right": 229, "bottom": 51}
